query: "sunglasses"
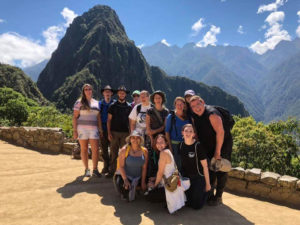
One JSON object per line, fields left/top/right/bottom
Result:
{"left": 84, "top": 88, "right": 92, "bottom": 91}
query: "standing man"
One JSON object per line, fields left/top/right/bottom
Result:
{"left": 189, "top": 95, "right": 233, "bottom": 206}
{"left": 129, "top": 90, "right": 152, "bottom": 137}
{"left": 106, "top": 86, "right": 132, "bottom": 178}
{"left": 99, "top": 85, "right": 115, "bottom": 174}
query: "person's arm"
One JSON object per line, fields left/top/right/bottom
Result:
{"left": 153, "top": 151, "right": 168, "bottom": 187}
{"left": 72, "top": 110, "right": 80, "bottom": 140}
{"left": 107, "top": 113, "right": 113, "bottom": 142}
{"left": 141, "top": 148, "right": 148, "bottom": 191}
{"left": 119, "top": 147, "right": 131, "bottom": 189}
{"left": 129, "top": 119, "right": 136, "bottom": 133}
{"left": 209, "top": 114, "right": 224, "bottom": 160}
{"left": 200, "top": 159, "right": 211, "bottom": 192}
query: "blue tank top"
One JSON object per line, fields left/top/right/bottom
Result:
{"left": 125, "top": 154, "right": 145, "bottom": 178}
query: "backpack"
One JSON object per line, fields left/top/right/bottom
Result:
{"left": 169, "top": 110, "right": 192, "bottom": 136}
{"left": 210, "top": 105, "right": 235, "bottom": 131}
{"left": 136, "top": 103, "right": 154, "bottom": 115}
{"left": 99, "top": 99, "right": 115, "bottom": 113}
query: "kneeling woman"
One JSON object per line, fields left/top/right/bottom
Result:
{"left": 179, "top": 124, "right": 211, "bottom": 209}
{"left": 114, "top": 130, "right": 148, "bottom": 201}
{"left": 149, "top": 134, "right": 186, "bottom": 214}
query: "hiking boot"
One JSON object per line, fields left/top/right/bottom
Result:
{"left": 105, "top": 172, "right": 114, "bottom": 178}
{"left": 93, "top": 169, "right": 102, "bottom": 177}
{"left": 101, "top": 168, "right": 109, "bottom": 174}
{"left": 208, "top": 196, "right": 222, "bottom": 206}
{"left": 84, "top": 169, "right": 91, "bottom": 177}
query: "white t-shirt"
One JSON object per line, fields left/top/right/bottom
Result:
{"left": 129, "top": 103, "right": 152, "bottom": 135}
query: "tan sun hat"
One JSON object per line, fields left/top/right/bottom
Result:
{"left": 125, "top": 130, "right": 144, "bottom": 145}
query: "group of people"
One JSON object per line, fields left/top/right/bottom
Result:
{"left": 73, "top": 83, "right": 233, "bottom": 214}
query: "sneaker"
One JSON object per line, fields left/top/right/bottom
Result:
{"left": 92, "top": 169, "right": 102, "bottom": 177}
{"left": 84, "top": 169, "right": 91, "bottom": 177}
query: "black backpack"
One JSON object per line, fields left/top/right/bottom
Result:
{"left": 209, "top": 105, "right": 235, "bottom": 130}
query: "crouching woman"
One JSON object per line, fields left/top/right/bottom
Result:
{"left": 114, "top": 130, "right": 148, "bottom": 201}
{"left": 179, "top": 124, "right": 211, "bottom": 209}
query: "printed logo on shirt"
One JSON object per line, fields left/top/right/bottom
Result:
{"left": 188, "top": 152, "right": 195, "bottom": 158}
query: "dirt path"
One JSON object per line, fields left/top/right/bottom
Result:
{"left": 0, "top": 140, "right": 299, "bottom": 225}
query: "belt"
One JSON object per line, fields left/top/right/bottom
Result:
{"left": 171, "top": 140, "right": 181, "bottom": 145}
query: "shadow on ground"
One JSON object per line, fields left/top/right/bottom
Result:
{"left": 57, "top": 176, "right": 254, "bottom": 225}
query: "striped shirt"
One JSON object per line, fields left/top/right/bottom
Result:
{"left": 73, "top": 98, "right": 100, "bottom": 131}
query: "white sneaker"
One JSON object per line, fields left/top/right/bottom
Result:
{"left": 84, "top": 169, "right": 91, "bottom": 177}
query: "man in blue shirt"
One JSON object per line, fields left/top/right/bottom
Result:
{"left": 99, "top": 85, "right": 115, "bottom": 174}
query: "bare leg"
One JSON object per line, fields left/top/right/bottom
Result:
{"left": 90, "top": 139, "right": 99, "bottom": 170}
{"left": 79, "top": 139, "right": 89, "bottom": 169}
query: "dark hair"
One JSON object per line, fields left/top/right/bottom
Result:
{"left": 80, "top": 84, "right": 92, "bottom": 110}
{"left": 153, "top": 134, "right": 169, "bottom": 151}
{"left": 174, "top": 96, "right": 188, "bottom": 120}
{"left": 181, "top": 123, "right": 194, "bottom": 132}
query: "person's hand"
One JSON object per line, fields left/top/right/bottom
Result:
{"left": 108, "top": 132, "right": 113, "bottom": 142}
{"left": 141, "top": 182, "right": 147, "bottom": 191}
{"left": 213, "top": 153, "right": 221, "bottom": 160}
{"left": 99, "top": 130, "right": 104, "bottom": 138}
{"left": 124, "top": 179, "right": 131, "bottom": 190}
{"left": 205, "top": 183, "right": 211, "bottom": 192}
{"left": 73, "top": 130, "right": 78, "bottom": 140}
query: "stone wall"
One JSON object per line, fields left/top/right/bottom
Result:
{"left": 226, "top": 167, "right": 300, "bottom": 208}
{"left": 0, "top": 126, "right": 75, "bottom": 154}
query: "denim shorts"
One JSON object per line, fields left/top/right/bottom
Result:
{"left": 78, "top": 129, "right": 99, "bottom": 140}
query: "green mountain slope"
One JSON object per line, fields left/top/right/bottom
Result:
{"left": 37, "top": 5, "right": 248, "bottom": 116}
{"left": 142, "top": 43, "right": 264, "bottom": 120}
{"left": 261, "top": 52, "right": 300, "bottom": 121}
{"left": 0, "top": 63, "right": 47, "bottom": 105}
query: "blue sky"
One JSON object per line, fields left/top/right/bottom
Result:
{"left": 0, "top": 0, "right": 299, "bottom": 67}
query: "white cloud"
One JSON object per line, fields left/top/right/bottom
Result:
{"left": 237, "top": 25, "right": 244, "bottom": 34}
{"left": 257, "top": 0, "right": 286, "bottom": 14}
{"left": 191, "top": 18, "right": 205, "bottom": 36}
{"left": 296, "top": 11, "right": 300, "bottom": 37}
{"left": 265, "top": 11, "right": 285, "bottom": 25}
{"left": 137, "top": 43, "right": 145, "bottom": 49}
{"left": 195, "top": 25, "right": 221, "bottom": 47}
{"left": 61, "top": 7, "right": 78, "bottom": 27}
{"left": 0, "top": 19, "right": 4, "bottom": 23}
{"left": 250, "top": 11, "right": 291, "bottom": 54}
{"left": 161, "top": 39, "right": 170, "bottom": 47}
{"left": 220, "top": 0, "right": 226, "bottom": 2}
{"left": 224, "top": 43, "right": 229, "bottom": 46}
{"left": 0, "top": 7, "right": 77, "bottom": 67}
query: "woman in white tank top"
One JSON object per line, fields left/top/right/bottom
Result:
{"left": 148, "top": 134, "right": 186, "bottom": 214}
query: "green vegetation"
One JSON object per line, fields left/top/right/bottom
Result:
{"left": 0, "top": 87, "right": 72, "bottom": 138}
{"left": 0, "top": 63, "right": 47, "bottom": 105}
{"left": 232, "top": 116, "right": 300, "bottom": 178}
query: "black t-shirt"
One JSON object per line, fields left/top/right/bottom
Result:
{"left": 147, "top": 107, "right": 169, "bottom": 130}
{"left": 108, "top": 100, "right": 132, "bottom": 132}
{"left": 192, "top": 105, "right": 232, "bottom": 159}
{"left": 179, "top": 141, "right": 207, "bottom": 178}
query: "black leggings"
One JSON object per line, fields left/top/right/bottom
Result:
{"left": 185, "top": 176, "right": 209, "bottom": 209}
